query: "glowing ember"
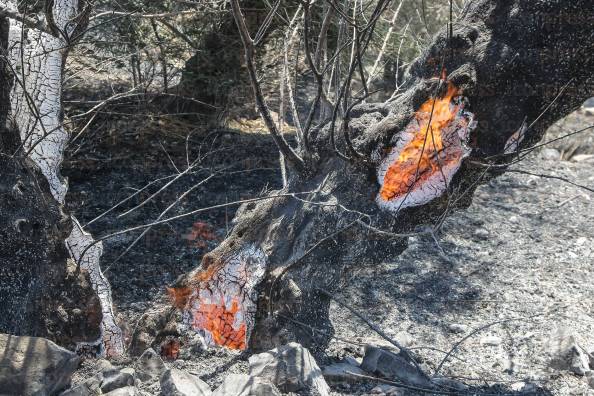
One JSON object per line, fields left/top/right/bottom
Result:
{"left": 168, "top": 245, "right": 266, "bottom": 350}
{"left": 376, "top": 82, "right": 476, "bottom": 212}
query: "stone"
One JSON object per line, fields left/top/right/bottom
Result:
{"left": 480, "top": 336, "right": 502, "bottom": 346}
{"left": 160, "top": 368, "right": 212, "bottom": 396}
{"left": 394, "top": 331, "right": 413, "bottom": 347}
{"left": 136, "top": 348, "right": 167, "bottom": 382}
{"left": 248, "top": 342, "right": 330, "bottom": 395}
{"left": 60, "top": 376, "right": 102, "bottom": 396}
{"left": 360, "top": 345, "right": 433, "bottom": 389}
{"left": 212, "top": 374, "right": 281, "bottom": 396}
{"left": 0, "top": 334, "right": 80, "bottom": 396}
{"left": 432, "top": 377, "right": 469, "bottom": 391}
{"left": 101, "top": 369, "right": 135, "bottom": 393}
{"left": 547, "top": 329, "right": 590, "bottom": 375}
{"left": 370, "top": 384, "right": 403, "bottom": 395}
{"left": 473, "top": 228, "right": 490, "bottom": 240}
{"left": 541, "top": 148, "right": 561, "bottom": 160}
{"left": 448, "top": 324, "right": 468, "bottom": 334}
{"left": 103, "top": 386, "right": 138, "bottom": 396}
{"left": 322, "top": 362, "right": 366, "bottom": 383}
{"left": 586, "top": 371, "right": 594, "bottom": 389}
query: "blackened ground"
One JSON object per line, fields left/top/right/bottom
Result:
{"left": 63, "top": 109, "right": 594, "bottom": 395}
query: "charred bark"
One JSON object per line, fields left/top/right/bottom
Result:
{"left": 168, "top": 0, "right": 594, "bottom": 353}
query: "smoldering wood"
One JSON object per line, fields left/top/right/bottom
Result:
{"left": 163, "top": 0, "right": 594, "bottom": 354}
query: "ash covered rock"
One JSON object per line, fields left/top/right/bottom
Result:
{"left": 547, "top": 328, "right": 591, "bottom": 376}
{"left": 160, "top": 368, "right": 211, "bottom": 396}
{"left": 212, "top": 374, "right": 280, "bottom": 396}
{"left": 136, "top": 348, "right": 167, "bottom": 382}
{"left": 248, "top": 342, "right": 330, "bottom": 395}
{"left": 361, "top": 345, "right": 433, "bottom": 389}
{"left": 0, "top": 334, "right": 80, "bottom": 396}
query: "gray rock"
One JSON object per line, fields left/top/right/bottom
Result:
{"left": 160, "top": 368, "right": 212, "bottom": 396}
{"left": 448, "top": 324, "right": 468, "bottom": 334}
{"left": 322, "top": 362, "right": 366, "bottom": 383}
{"left": 361, "top": 345, "right": 433, "bottom": 389}
{"left": 212, "top": 374, "right": 280, "bottom": 396}
{"left": 432, "top": 377, "right": 469, "bottom": 391}
{"left": 586, "top": 371, "right": 594, "bottom": 389}
{"left": 473, "top": 228, "right": 490, "bottom": 240}
{"left": 60, "top": 375, "right": 102, "bottom": 396}
{"left": 101, "top": 369, "right": 135, "bottom": 393}
{"left": 0, "top": 334, "right": 80, "bottom": 396}
{"left": 480, "top": 336, "right": 502, "bottom": 346}
{"left": 541, "top": 148, "right": 561, "bottom": 161}
{"left": 104, "top": 386, "right": 138, "bottom": 396}
{"left": 136, "top": 348, "right": 166, "bottom": 382}
{"left": 248, "top": 342, "right": 330, "bottom": 395}
{"left": 548, "top": 329, "right": 590, "bottom": 375}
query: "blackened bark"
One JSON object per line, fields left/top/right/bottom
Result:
{"left": 0, "top": 16, "right": 102, "bottom": 349}
{"left": 168, "top": 0, "right": 594, "bottom": 352}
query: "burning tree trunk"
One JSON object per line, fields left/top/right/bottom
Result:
{"left": 0, "top": 1, "right": 123, "bottom": 355}
{"left": 173, "top": 0, "right": 594, "bottom": 353}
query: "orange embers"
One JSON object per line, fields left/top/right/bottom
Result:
{"left": 377, "top": 82, "right": 475, "bottom": 211}
{"left": 168, "top": 245, "right": 267, "bottom": 351}
{"left": 160, "top": 337, "right": 180, "bottom": 360}
{"left": 190, "top": 297, "right": 247, "bottom": 350}
{"left": 183, "top": 221, "right": 218, "bottom": 248}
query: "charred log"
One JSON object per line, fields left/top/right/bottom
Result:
{"left": 168, "top": 0, "right": 594, "bottom": 352}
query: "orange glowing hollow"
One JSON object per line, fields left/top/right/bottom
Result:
{"left": 168, "top": 245, "right": 266, "bottom": 351}
{"left": 191, "top": 297, "right": 247, "bottom": 350}
{"left": 377, "top": 82, "right": 475, "bottom": 211}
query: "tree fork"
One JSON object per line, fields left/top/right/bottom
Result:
{"left": 162, "top": 0, "right": 593, "bottom": 353}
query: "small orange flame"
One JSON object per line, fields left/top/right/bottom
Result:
{"left": 191, "top": 297, "right": 246, "bottom": 350}
{"left": 380, "top": 82, "right": 462, "bottom": 202}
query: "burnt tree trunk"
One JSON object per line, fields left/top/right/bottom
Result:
{"left": 0, "top": 16, "right": 102, "bottom": 349}
{"left": 167, "top": 0, "right": 594, "bottom": 353}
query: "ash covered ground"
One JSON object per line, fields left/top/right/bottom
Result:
{"left": 63, "top": 108, "right": 594, "bottom": 395}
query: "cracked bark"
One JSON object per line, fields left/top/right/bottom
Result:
{"left": 1, "top": 0, "right": 123, "bottom": 355}
{"left": 167, "top": 0, "right": 594, "bottom": 353}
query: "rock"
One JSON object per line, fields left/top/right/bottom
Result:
{"left": 60, "top": 376, "right": 102, "bottom": 396}
{"left": 248, "top": 342, "right": 330, "bottom": 395}
{"left": 101, "top": 369, "right": 135, "bottom": 393}
{"left": 136, "top": 348, "right": 167, "bottom": 382}
{"left": 370, "top": 384, "right": 403, "bottom": 395}
{"left": 361, "top": 345, "right": 433, "bottom": 389}
{"left": 432, "top": 377, "right": 469, "bottom": 391}
{"left": 0, "top": 334, "right": 80, "bottom": 396}
{"left": 104, "top": 386, "right": 138, "bottom": 396}
{"left": 547, "top": 329, "right": 590, "bottom": 375}
{"left": 473, "top": 228, "right": 490, "bottom": 240}
{"left": 480, "top": 336, "right": 502, "bottom": 346}
{"left": 572, "top": 154, "right": 594, "bottom": 163}
{"left": 394, "top": 331, "right": 413, "bottom": 347}
{"left": 586, "top": 371, "right": 594, "bottom": 389}
{"left": 541, "top": 148, "right": 561, "bottom": 160}
{"left": 160, "top": 368, "right": 211, "bottom": 396}
{"left": 448, "top": 324, "right": 468, "bottom": 334}
{"left": 322, "top": 362, "right": 366, "bottom": 383}
{"left": 212, "top": 374, "right": 280, "bottom": 396}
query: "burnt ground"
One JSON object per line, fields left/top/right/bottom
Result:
{"left": 63, "top": 108, "right": 594, "bottom": 395}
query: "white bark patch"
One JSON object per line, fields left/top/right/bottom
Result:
{"left": 66, "top": 219, "right": 125, "bottom": 356}
{"left": 5, "top": 0, "right": 124, "bottom": 355}
{"left": 182, "top": 245, "right": 267, "bottom": 350}
{"left": 376, "top": 95, "right": 476, "bottom": 212}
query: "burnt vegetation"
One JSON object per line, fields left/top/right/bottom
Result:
{"left": 0, "top": 0, "right": 593, "bottom": 395}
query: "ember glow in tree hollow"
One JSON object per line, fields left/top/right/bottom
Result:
{"left": 168, "top": 245, "right": 266, "bottom": 350}
{"left": 376, "top": 82, "right": 476, "bottom": 212}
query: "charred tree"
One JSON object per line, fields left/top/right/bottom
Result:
{"left": 164, "top": 0, "right": 594, "bottom": 354}
{"left": 0, "top": 1, "right": 124, "bottom": 354}
{"left": 0, "top": 14, "right": 101, "bottom": 349}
